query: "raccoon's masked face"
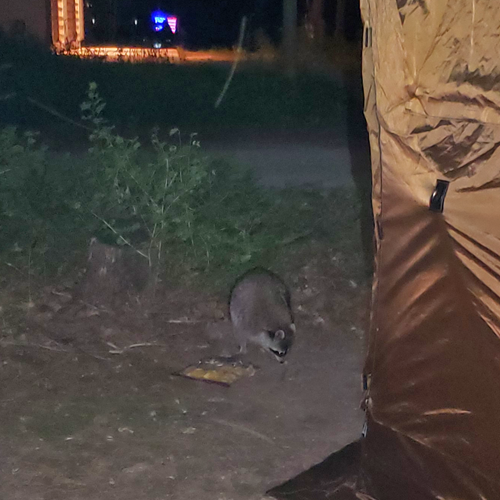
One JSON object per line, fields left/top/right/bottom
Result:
{"left": 259, "top": 324, "right": 295, "bottom": 363}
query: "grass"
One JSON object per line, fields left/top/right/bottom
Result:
{"left": 0, "top": 34, "right": 346, "bottom": 147}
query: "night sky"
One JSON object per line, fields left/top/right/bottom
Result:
{"left": 85, "top": 0, "right": 361, "bottom": 48}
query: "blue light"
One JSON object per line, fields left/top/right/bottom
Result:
{"left": 151, "top": 10, "right": 167, "bottom": 32}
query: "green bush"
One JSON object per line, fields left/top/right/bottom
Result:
{"left": 79, "top": 83, "right": 277, "bottom": 276}
{"left": 0, "top": 83, "right": 363, "bottom": 286}
{"left": 1, "top": 129, "right": 62, "bottom": 251}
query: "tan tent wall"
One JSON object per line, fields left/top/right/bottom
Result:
{"left": 362, "top": 0, "right": 500, "bottom": 496}
{"left": 269, "top": 1, "right": 500, "bottom": 498}
{"left": 0, "top": 0, "right": 51, "bottom": 43}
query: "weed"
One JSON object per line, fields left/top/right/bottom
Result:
{"left": 0, "top": 82, "right": 363, "bottom": 290}
{"left": 79, "top": 82, "right": 270, "bottom": 277}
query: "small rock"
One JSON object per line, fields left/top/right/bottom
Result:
{"left": 46, "top": 300, "right": 63, "bottom": 313}
{"left": 208, "top": 397, "right": 225, "bottom": 403}
{"left": 118, "top": 427, "right": 134, "bottom": 434}
{"left": 214, "top": 309, "right": 225, "bottom": 320}
{"left": 76, "top": 307, "right": 100, "bottom": 318}
{"left": 93, "top": 415, "right": 109, "bottom": 426}
{"left": 52, "top": 290, "right": 73, "bottom": 303}
{"left": 313, "top": 315, "right": 325, "bottom": 325}
{"left": 31, "top": 309, "right": 54, "bottom": 323}
{"left": 122, "top": 462, "right": 149, "bottom": 474}
{"left": 101, "top": 327, "right": 115, "bottom": 337}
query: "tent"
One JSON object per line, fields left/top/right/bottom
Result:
{"left": 268, "top": 1, "right": 500, "bottom": 498}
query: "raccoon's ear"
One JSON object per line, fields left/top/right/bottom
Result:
{"left": 274, "top": 329, "right": 285, "bottom": 341}
{"left": 290, "top": 323, "right": 296, "bottom": 333}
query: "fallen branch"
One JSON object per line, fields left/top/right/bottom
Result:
{"left": 0, "top": 341, "right": 71, "bottom": 353}
{"left": 107, "top": 341, "right": 165, "bottom": 354}
{"left": 26, "top": 96, "right": 92, "bottom": 131}
{"left": 90, "top": 213, "right": 150, "bottom": 262}
{"left": 166, "top": 318, "right": 202, "bottom": 324}
{"left": 214, "top": 16, "right": 247, "bottom": 108}
{"left": 210, "top": 418, "right": 276, "bottom": 446}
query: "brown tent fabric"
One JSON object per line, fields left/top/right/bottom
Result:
{"left": 268, "top": 1, "right": 500, "bottom": 498}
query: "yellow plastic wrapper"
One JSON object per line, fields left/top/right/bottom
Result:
{"left": 178, "top": 359, "right": 256, "bottom": 386}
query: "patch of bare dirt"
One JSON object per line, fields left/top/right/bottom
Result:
{"left": 0, "top": 242, "right": 369, "bottom": 500}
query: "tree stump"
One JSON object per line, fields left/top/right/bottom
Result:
{"left": 76, "top": 238, "right": 151, "bottom": 309}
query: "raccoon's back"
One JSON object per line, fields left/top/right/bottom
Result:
{"left": 229, "top": 268, "right": 293, "bottom": 333}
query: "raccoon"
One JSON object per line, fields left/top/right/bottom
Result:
{"left": 229, "top": 267, "right": 295, "bottom": 363}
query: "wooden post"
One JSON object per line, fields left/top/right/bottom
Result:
{"left": 282, "top": 0, "right": 297, "bottom": 77}
{"left": 334, "top": 0, "right": 345, "bottom": 40}
{"left": 309, "top": 0, "right": 325, "bottom": 47}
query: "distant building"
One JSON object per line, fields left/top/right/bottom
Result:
{"left": 51, "top": 0, "right": 84, "bottom": 48}
{"left": 0, "top": 0, "right": 84, "bottom": 48}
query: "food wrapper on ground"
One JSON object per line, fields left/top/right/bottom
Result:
{"left": 177, "top": 359, "right": 256, "bottom": 386}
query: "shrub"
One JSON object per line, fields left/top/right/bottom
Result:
{"left": 79, "top": 82, "right": 275, "bottom": 278}
{"left": 0, "top": 83, "right": 363, "bottom": 287}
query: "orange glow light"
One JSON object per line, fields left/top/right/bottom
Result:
{"left": 59, "top": 46, "right": 181, "bottom": 63}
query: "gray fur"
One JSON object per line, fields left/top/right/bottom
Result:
{"left": 229, "top": 268, "right": 295, "bottom": 363}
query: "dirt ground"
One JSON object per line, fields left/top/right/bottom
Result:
{"left": 0, "top": 242, "right": 369, "bottom": 500}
